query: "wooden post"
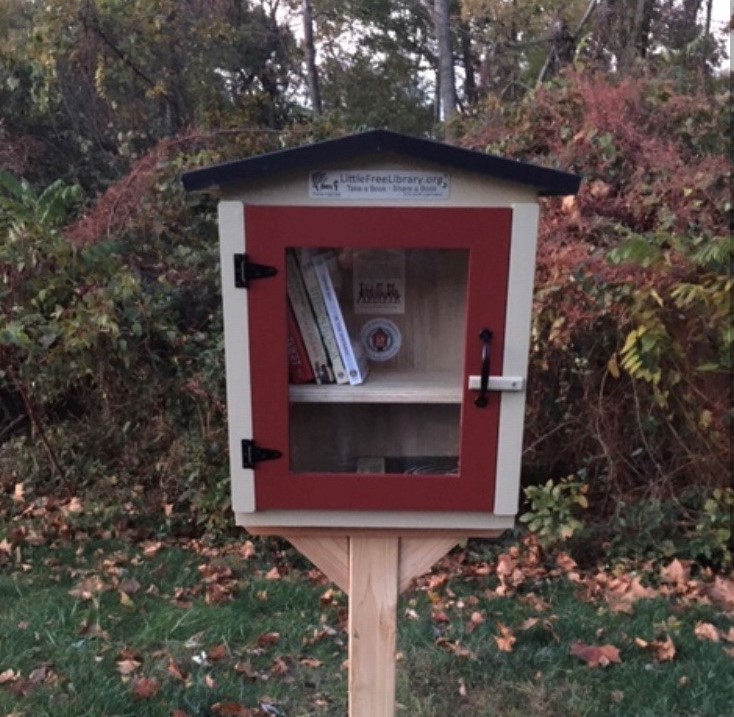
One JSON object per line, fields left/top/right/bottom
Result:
{"left": 249, "top": 528, "right": 501, "bottom": 714}
{"left": 348, "top": 536, "right": 399, "bottom": 717}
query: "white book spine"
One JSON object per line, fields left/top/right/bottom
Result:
{"left": 312, "top": 254, "right": 369, "bottom": 386}
{"left": 297, "top": 249, "right": 349, "bottom": 384}
{"left": 285, "top": 253, "right": 332, "bottom": 384}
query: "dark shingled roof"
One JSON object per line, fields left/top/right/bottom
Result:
{"left": 181, "top": 129, "right": 581, "bottom": 196}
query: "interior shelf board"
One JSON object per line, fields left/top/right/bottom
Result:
{"left": 289, "top": 371, "right": 461, "bottom": 404}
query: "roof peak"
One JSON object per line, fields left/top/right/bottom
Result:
{"left": 182, "top": 128, "right": 581, "bottom": 196}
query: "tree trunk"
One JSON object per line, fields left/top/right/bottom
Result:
{"left": 302, "top": 0, "right": 322, "bottom": 116}
{"left": 703, "top": 0, "right": 712, "bottom": 35}
{"left": 433, "top": 0, "right": 456, "bottom": 124}
{"left": 459, "top": 19, "right": 477, "bottom": 107}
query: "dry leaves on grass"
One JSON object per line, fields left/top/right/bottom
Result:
{"left": 494, "top": 623, "right": 517, "bottom": 653}
{"left": 0, "top": 664, "right": 60, "bottom": 697}
{"left": 694, "top": 622, "right": 721, "bottom": 642}
{"left": 634, "top": 635, "right": 676, "bottom": 661}
{"left": 570, "top": 642, "right": 622, "bottom": 668}
{"left": 131, "top": 676, "right": 160, "bottom": 699}
{"left": 436, "top": 637, "right": 476, "bottom": 659}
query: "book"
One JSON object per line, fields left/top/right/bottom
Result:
{"left": 286, "top": 298, "right": 315, "bottom": 384}
{"left": 311, "top": 251, "right": 369, "bottom": 386}
{"left": 285, "top": 252, "right": 335, "bottom": 384}
{"left": 296, "top": 248, "right": 349, "bottom": 384}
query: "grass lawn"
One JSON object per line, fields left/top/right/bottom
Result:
{"left": 1, "top": 531, "right": 733, "bottom": 717}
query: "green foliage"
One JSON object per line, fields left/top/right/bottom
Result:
{"left": 691, "top": 488, "right": 734, "bottom": 569}
{"left": 0, "top": 161, "right": 231, "bottom": 525}
{"left": 567, "top": 487, "right": 733, "bottom": 571}
{"left": 519, "top": 476, "right": 589, "bottom": 546}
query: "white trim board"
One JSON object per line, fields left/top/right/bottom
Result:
{"left": 218, "top": 201, "right": 256, "bottom": 513}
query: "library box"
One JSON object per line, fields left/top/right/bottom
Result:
{"left": 182, "top": 130, "right": 580, "bottom": 533}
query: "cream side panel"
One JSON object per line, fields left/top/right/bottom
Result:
{"left": 494, "top": 204, "right": 539, "bottom": 515}
{"left": 218, "top": 201, "right": 255, "bottom": 513}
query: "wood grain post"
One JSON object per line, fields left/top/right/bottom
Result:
{"left": 348, "top": 536, "right": 400, "bottom": 717}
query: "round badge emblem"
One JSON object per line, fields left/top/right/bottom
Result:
{"left": 360, "top": 319, "right": 402, "bottom": 362}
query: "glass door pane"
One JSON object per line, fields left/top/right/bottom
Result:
{"left": 286, "top": 247, "right": 469, "bottom": 476}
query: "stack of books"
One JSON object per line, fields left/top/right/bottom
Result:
{"left": 286, "top": 248, "right": 369, "bottom": 386}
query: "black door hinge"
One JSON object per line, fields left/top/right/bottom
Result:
{"left": 242, "top": 439, "right": 282, "bottom": 469}
{"left": 234, "top": 253, "right": 278, "bottom": 288}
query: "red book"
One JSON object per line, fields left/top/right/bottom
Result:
{"left": 287, "top": 299, "right": 316, "bottom": 384}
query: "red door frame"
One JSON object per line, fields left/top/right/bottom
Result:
{"left": 244, "top": 206, "right": 512, "bottom": 512}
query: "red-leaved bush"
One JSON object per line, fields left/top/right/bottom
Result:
{"left": 465, "top": 71, "right": 731, "bottom": 501}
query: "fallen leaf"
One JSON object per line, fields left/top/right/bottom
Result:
{"left": 171, "top": 710, "right": 192, "bottom": 717}
{"left": 0, "top": 538, "right": 11, "bottom": 562}
{"left": 320, "top": 588, "right": 339, "bottom": 605}
{"left": 119, "top": 578, "right": 142, "bottom": 596}
{"left": 570, "top": 641, "right": 622, "bottom": 668}
{"left": 132, "top": 676, "right": 160, "bottom": 699}
{"left": 660, "top": 559, "right": 690, "bottom": 588}
{"left": 519, "top": 592, "right": 550, "bottom": 612}
{"left": 635, "top": 635, "right": 676, "bottom": 661}
{"left": 256, "top": 632, "right": 280, "bottom": 648}
{"left": 167, "top": 659, "right": 188, "bottom": 682}
{"left": 69, "top": 575, "right": 107, "bottom": 601}
{"left": 205, "top": 583, "right": 233, "bottom": 605}
{"left": 205, "top": 674, "right": 217, "bottom": 689}
{"left": 265, "top": 566, "right": 281, "bottom": 581}
{"left": 555, "top": 552, "right": 578, "bottom": 572}
{"left": 693, "top": 622, "right": 720, "bottom": 642}
{"left": 0, "top": 669, "right": 20, "bottom": 684}
{"left": 207, "top": 643, "right": 228, "bottom": 661}
{"left": 299, "top": 657, "right": 323, "bottom": 669}
{"left": 141, "top": 540, "right": 163, "bottom": 558}
{"left": 78, "top": 620, "right": 111, "bottom": 641}
{"left": 495, "top": 553, "right": 525, "bottom": 595}
{"left": 519, "top": 617, "right": 540, "bottom": 631}
{"left": 465, "top": 610, "right": 484, "bottom": 633}
{"left": 240, "top": 541, "right": 256, "bottom": 559}
{"left": 271, "top": 656, "right": 289, "bottom": 675}
{"left": 436, "top": 637, "right": 476, "bottom": 659}
{"left": 116, "top": 659, "right": 142, "bottom": 676}
{"left": 707, "top": 576, "right": 734, "bottom": 611}
{"left": 234, "top": 660, "right": 260, "bottom": 680}
{"left": 12, "top": 483, "right": 24, "bottom": 503}
{"left": 494, "top": 623, "right": 516, "bottom": 652}
{"left": 61, "top": 496, "right": 84, "bottom": 514}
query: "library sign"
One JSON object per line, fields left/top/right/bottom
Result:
{"left": 309, "top": 169, "right": 450, "bottom": 199}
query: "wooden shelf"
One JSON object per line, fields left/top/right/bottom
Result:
{"left": 289, "top": 371, "right": 461, "bottom": 404}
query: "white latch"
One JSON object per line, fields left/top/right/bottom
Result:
{"left": 467, "top": 376, "right": 525, "bottom": 392}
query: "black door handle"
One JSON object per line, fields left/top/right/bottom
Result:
{"left": 474, "top": 328, "right": 492, "bottom": 408}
